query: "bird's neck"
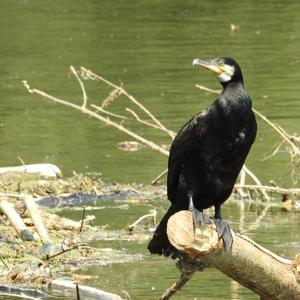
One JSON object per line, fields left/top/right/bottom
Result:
{"left": 217, "top": 82, "right": 252, "bottom": 118}
{"left": 220, "top": 82, "right": 251, "bottom": 106}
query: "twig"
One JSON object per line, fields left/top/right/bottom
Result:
{"left": 79, "top": 206, "right": 86, "bottom": 232}
{"left": 126, "top": 210, "right": 157, "bottom": 231}
{"left": 234, "top": 184, "right": 300, "bottom": 197}
{"left": 195, "top": 84, "right": 221, "bottom": 94}
{"left": 70, "top": 66, "right": 88, "bottom": 108}
{"left": 242, "top": 165, "right": 270, "bottom": 201}
{"left": 91, "top": 104, "right": 128, "bottom": 120}
{"left": 22, "top": 81, "right": 169, "bottom": 157}
{"left": 17, "top": 156, "right": 26, "bottom": 166}
{"left": 101, "top": 87, "right": 122, "bottom": 108}
{"left": 253, "top": 108, "right": 299, "bottom": 152}
{"left": 151, "top": 168, "right": 168, "bottom": 185}
{"left": 0, "top": 254, "right": 10, "bottom": 270}
{"left": 262, "top": 140, "right": 284, "bottom": 161}
{"left": 45, "top": 243, "right": 86, "bottom": 261}
{"left": 76, "top": 283, "right": 81, "bottom": 300}
{"left": 126, "top": 108, "right": 176, "bottom": 138}
{"left": 159, "top": 271, "right": 194, "bottom": 300}
{"left": 80, "top": 67, "right": 173, "bottom": 138}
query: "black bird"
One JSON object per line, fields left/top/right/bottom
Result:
{"left": 148, "top": 57, "right": 257, "bottom": 256}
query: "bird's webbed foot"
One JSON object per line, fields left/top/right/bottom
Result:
{"left": 192, "top": 209, "right": 211, "bottom": 224}
{"left": 213, "top": 218, "right": 233, "bottom": 252}
{"left": 188, "top": 195, "right": 211, "bottom": 225}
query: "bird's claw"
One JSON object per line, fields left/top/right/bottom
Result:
{"left": 191, "top": 209, "right": 211, "bottom": 224}
{"left": 213, "top": 219, "right": 233, "bottom": 252}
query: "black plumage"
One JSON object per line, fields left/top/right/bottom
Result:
{"left": 148, "top": 57, "right": 257, "bottom": 256}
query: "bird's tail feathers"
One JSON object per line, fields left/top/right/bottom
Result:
{"left": 147, "top": 204, "right": 180, "bottom": 256}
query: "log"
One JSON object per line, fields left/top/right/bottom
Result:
{"left": 0, "top": 282, "right": 48, "bottom": 299}
{"left": 0, "top": 200, "right": 35, "bottom": 241}
{"left": 24, "top": 196, "right": 50, "bottom": 242}
{"left": 41, "top": 211, "right": 82, "bottom": 231}
{"left": 0, "top": 163, "right": 62, "bottom": 178}
{"left": 48, "top": 279, "right": 124, "bottom": 300}
{"left": 167, "top": 211, "right": 300, "bottom": 300}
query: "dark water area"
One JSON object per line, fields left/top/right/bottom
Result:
{"left": 0, "top": 0, "right": 299, "bottom": 299}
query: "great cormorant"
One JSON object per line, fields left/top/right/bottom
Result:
{"left": 148, "top": 57, "right": 257, "bottom": 256}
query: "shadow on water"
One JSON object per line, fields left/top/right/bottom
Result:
{"left": 0, "top": 0, "right": 299, "bottom": 299}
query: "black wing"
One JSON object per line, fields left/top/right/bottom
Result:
{"left": 167, "top": 109, "right": 210, "bottom": 202}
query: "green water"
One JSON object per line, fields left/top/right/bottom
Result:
{"left": 0, "top": 0, "right": 299, "bottom": 299}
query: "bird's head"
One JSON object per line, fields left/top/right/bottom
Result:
{"left": 192, "top": 57, "right": 243, "bottom": 86}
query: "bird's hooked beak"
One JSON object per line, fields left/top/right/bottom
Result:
{"left": 192, "top": 58, "right": 224, "bottom": 76}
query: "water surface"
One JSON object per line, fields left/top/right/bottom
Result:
{"left": 0, "top": 0, "right": 299, "bottom": 299}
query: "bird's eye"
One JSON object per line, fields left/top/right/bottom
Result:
{"left": 216, "top": 58, "right": 223, "bottom": 64}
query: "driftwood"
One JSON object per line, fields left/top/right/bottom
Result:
{"left": 0, "top": 283, "right": 48, "bottom": 299}
{"left": 22, "top": 67, "right": 300, "bottom": 203}
{"left": 24, "top": 196, "right": 50, "bottom": 242}
{"left": 0, "top": 200, "right": 34, "bottom": 241}
{"left": 0, "top": 163, "right": 62, "bottom": 178}
{"left": 165, "top": 211, "right": 300, "bottom": 300}
{"left": 49, "top": 279, "right": 124, "bottom": 300}
{"left": 0, "top": 280, "right": 124, "bottom": 300}
{"left": 41, "top": 211, "right": 82, "bottom": 231}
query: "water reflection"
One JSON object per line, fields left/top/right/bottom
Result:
{"left": 0, "top": 0, "right": 299, "bottom": 184}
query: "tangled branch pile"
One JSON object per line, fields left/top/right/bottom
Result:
{"left": 22, "top": 66, "right": 300, "bottom": 205}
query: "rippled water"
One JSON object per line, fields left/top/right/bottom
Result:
{"left": 0, "top": 0, "right": 299, "bottom": 299}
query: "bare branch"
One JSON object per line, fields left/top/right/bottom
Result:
{"left": 151, "top": 168, "right": 168, "bottom": 185}
{"left": 70, "top": 66, "right": 88, "bottom": 108}
{"left": 242, "top": 165, "right": 270, "bottom": 201}
{"left": 101, "top": 87, "right": 122, "bottom": 108}
{"left": 196, "top": 83, "right": 299, "bottom": 159}
{"left": 195, "top": 84, "right": 221, "bottom": 94}
{"left": 44, "top": 243, "right": 87, "bottom": 261}
{"left": 253, "top": 108, "right": 298, "bottom": 152}
{"left": 126, "top": 209, "right": 157, "bottom": 231}
{"left": 159, "top": 271, "right": 194, "bottom": 300}
{"left": 22, "top": 81, "right": 169, "bottom": 157}
{"left": 126, "top": 108, "right": 176, "bottom": 139}
{"left": 91, "top": 104, "right": 128, "bottom": 120}
{"left": 234, "top": 184, "right": 300, "bottom": 197}
{"left": 80, "top": 67, "right": 171, "bottom": 136}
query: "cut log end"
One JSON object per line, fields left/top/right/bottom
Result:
{"left": 167, "top": 211, "right": 221, "bottom": 258}
{"left": 165, "top": 210, "right": 300, "bottom": 300}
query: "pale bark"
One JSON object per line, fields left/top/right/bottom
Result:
{"left": 24, "top": 196, "right": 50, "bottom": 242}
{"left": 0, "top": 163, "right": 62, "bottom": 178}
{"left": 167, "top": 211, "right": 300, "bottom": 300}
{"left": 0, "top": 200, "right": 34, "bottom": 241}
{"left": 49, "top": 279, "right": 124, "bottom": 300}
